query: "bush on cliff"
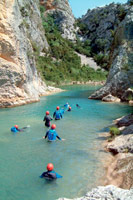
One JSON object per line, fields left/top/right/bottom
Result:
{"left": 109, "top": 126, "right": 120, "bottom": 137}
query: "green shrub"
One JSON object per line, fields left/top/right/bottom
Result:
{"left": 93, "top": 53, "right": 109, "bottom": 69}
{"left": 128, "top": 94, "right": 133, "bottom": 101}
{"left": 109, "top": 126, "right": 120, "bottom": 137}
{"left": 117, "top": 4, "right": 127, "bottom": 21}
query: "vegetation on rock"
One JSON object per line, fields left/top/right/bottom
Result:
{"left": 109, "top": 126, "right": 120, "bottom": 137}
{"left": 35, "top": 5, "right": 107, "bottom": 85}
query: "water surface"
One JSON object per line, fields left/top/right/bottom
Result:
{"left": 0, "top": 85, "right": 131, "bottom": 200}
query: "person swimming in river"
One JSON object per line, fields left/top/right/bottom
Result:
{"left": 64, "top": 102, "right": 70, "bottom": 110}
{"left": 67, "top": 106, "right": 72, "bottom": 111}
{"left": 43, "top": 111, "right": 53, "bottom": 128}
{"left": 60, "top": 107, "right": 65, "bottom": 115}
{"left": 53, "top": 106, "right": 62, "bottom": 120}
{"left": 76, "top": 104, "right": 80, "bottom": 108}
{"left": 43, "top": 124, "right": 65, "bottom": 141}
{"left": 40, "top": 163, "right": 62, "bottom": 180}
{"left": 11, "top": 125, "right": 29, "bottom": 133}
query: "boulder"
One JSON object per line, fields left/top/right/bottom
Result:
{"left": 121, "top": 88, "right": 133, "bottom": 101}
{"left": 102, "top": 94, "right": 120, "bottom": 102}
{"left": 116, "top": 114, "right": 133, "bottom": 127}
{"left": 107, "top": 132, "right": 133, "bottom": 153}
{"left": 58, "top": 185, "right": 133, "bottom": 200}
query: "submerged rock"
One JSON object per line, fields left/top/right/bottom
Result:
{"left": 58, "top": 185, "right": 133, "bottom": 200}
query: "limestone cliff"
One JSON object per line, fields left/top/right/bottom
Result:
{"left": 0, "top": 0, "right": 50, "bottom": 107}
{"left": 89, "top": 5, "right": 133, "bottom": 101}
{"left": 80, "top": 3, "right": 128, "bottom": 53}
{"left": 41, "top": 0, "right": 76, "bottom": 40}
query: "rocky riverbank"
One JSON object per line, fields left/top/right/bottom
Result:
{"left": 0, "top": 86, "right": 62, "bottom": 108}
{"left": 58, "top": 114, "right": 133, "bottom": 200}
{"left": 104, "top": 114, "right": 133, "bottom": 189}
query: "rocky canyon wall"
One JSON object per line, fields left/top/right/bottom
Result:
{"left": 89, "top": 5, "right": 133, "bottom": 101}
{"left": 0, "top": 0, "right": 49, "bottom": 107}
{"left": 41, "top": 0, "right": 76, "bottom": 40}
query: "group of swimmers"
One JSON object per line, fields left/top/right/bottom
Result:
{"left": 11, "top": 103, "right": 80, "bottom": 181}
{"left": 41, "top": 103, "right": 74, "bottom": 180}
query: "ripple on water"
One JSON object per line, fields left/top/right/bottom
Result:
{"left": 0, "top": 85, "right": 132, "bottom": 200}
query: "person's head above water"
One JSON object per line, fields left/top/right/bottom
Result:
{"left": 69, "top": 107, "right": 71, "bottom": 109}
{"left": 47, "top": 163, "right": 54, "bottom": 171}
{"left": 46, "top": 111, "right": 50, "bottom": 115}
{"left": 14, "top": 125, "right": 18, "bottom": 129}
{"left": 56, "top": 106, "right": 60, "bottom": 110}
{"left": 51, "top": 124, "right": 56, "bottom": 129}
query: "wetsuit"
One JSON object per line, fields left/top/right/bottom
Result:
{"left": 64, "top": 103, "right": 69, "bottom": 110}
{"left": 53, "top": 110, "right": 62, "bottom": 120}
{"left": 45, "top": 129, "right": 61, "bottom": 141}
{"left": 11, "top": 127, "right": 24, "bottom": 133}
{"left": 43, "top": 115, "right": 53, "bottom": 127}
{"left": 76, "top": 104, "right": 80, "bottom": 108}
{"left": 11, "top": 127, "right": 19, "bottom": 133}
{"left": 40, "top": 170, "right": 62, "bottom": 180}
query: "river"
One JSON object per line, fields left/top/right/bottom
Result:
{"left": 0, "top": 85, "right": 132, "bottom": 200}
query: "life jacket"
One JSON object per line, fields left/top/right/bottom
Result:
{"left": 40, "top": 170, "right": 62, "bottom": 180}
{"left": 60, "top": 109, "right": 65, "bottom": 114}
{"left": 11, "top": 127, "right": 19, "bottom": 133}
{"left": 55, "top": 110, "right": 62, "bottom": 119}
{"left": 48, "top": 129, "right": 57, "bottom": 141}
{"left": 64, "top": 104, "right": 69, "bottom": 109}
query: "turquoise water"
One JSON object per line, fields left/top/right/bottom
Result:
{"left": 0, "top": 85, "right": 132, "bottom": 200}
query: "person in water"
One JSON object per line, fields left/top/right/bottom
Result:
{"left": 40, "top": 163, "right": 62, "bottom": 180}
{"left": 11, "top": 125, "right": 23, "bottom": 133}
{"left": 64, "top": 102, "right": 69, "bottom": 110}
{"left": 76, "top": 104, "right": 80, "bottom": 108}
{"left": 43, "top": 111, "right": 53, "bottom": 127}
{"left": 67, "top": 106, "right": 71, "bottom": 111}
{"left": 43, "top": 124, "right": 64, "bottom": 141}
{"left": 60, "top": 108, "right": 65, "bottom": 115}
{"left": 53, "top": 106, "right": 62, "bottom": 120}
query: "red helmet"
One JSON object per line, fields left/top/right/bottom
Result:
{"left": 47, "top": 163, "right": 54, "bottom": 171}
{"left": 46, "top": 111, "right": 49, "bottom": 115}
{"left": 69, "top": 107, "right": 71, "bottom": 109}
{"left": 51, "top": 124, "right": 56, "bottom": 129}
{"left": 14, "top": 125, "right": 18, "bottom": 129}
{"left": 56, "top": 106, "right": 60, "bottom": 110}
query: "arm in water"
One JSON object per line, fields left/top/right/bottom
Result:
{"left": 44, "top": 131, "right": 49, "bottom": 139}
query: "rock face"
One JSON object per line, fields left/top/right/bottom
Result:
{"left": 0, "top": 0, "right": 50, "bottom": 107}
{"left": 81, "top": 3, "right": 126, "bottom": 53}
{"left": 42, "top": 0, "right": 76, "bottom": 40}
{"left": 105, "top": 114, "right": 133, "bottom": 189}
{"left": 58, "top": 185, "right": 133, "bottom": 200}
{"left": 105, "top": 154, "right": 133, "bottom": 190}
{"left": 107, "top": 114, "right": 133, "bottom": 154}
{"left": 89, "top": 5, "right": 133, "bottom": 100}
